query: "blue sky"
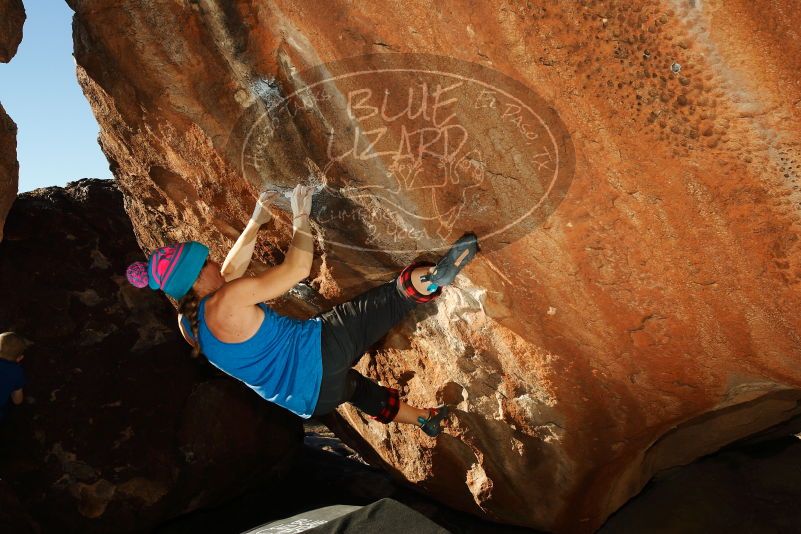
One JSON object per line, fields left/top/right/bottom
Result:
{"left": 0, "top": 1, "right": 111, "bottom": 193}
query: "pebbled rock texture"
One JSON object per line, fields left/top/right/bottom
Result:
{"left": 66, "top": 1, "right": 801, "bottom": 531}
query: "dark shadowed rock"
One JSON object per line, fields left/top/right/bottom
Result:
{"left": 0, "top": 479, "right": 36, "bottom": 534}
{"left": 0, "top": 179, "right": 303, "bottom": 533}
{"left": 601, "top": 434, "right": 801, "bottom": 533}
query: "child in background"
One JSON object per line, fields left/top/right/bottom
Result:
{"left": 0, "top": 332, "right": 29, "bottom": 421}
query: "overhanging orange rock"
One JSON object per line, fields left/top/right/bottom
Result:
{"left": 66, "top": 1, "right": 801, "bottom": 531}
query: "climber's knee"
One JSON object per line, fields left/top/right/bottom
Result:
{"left": 395, "top": 261, "right": 442, "bottom": 304}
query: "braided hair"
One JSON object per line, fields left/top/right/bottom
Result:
{"left": 178, "top": 290, "right": 203, "bottom": 359}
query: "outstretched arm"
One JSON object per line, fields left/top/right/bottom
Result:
{"left": 220, "top": 191, "right": 279, "bottom": 282}
{"left": 216, "top": 184, "right": 315, "bottom": 307}
{"left": 220, "top": 220, "right": 261, "bottom": 282}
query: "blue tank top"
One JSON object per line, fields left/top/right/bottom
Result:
{"left": 187, "top": 296, "right": 323, "bottom": 419}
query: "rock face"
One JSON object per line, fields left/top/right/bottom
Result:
{"left": 0, "top": 0, "right": 24, "bottom": 62}
{"left": 601, "top": 433, "right": 801, "bottom": 533}
{"left": 66, "top": 1, "right": 801, "bottom": 531}
{"left": 0, "top": 480, "right": 36, "bottom": 534}
{"left": 0, "top": 0, "right": 25, "bottom": 242}
{"left": 0, "top": 103, "right": 19, "bottom": 242}
{"left": 0, "top": 180, "right": 303, "bottom": 532}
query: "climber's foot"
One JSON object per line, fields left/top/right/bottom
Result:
{"left": 421, "top": 232, "right": 480, "bottom": 290}
{"left": 417, "top": 405, "right": 450, "bottom": 437}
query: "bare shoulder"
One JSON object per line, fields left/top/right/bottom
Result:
{"left": 203, "top": 289, "right": 265, "bottom": 343}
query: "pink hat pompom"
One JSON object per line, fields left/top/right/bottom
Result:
{"left": 126, "top": 261, "right": 149, "bottom": 288}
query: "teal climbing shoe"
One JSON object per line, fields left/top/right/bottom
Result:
{"left": 417, "top": 405, "right": 450, "bottom": 437}
{"left": 421, "top": 232, "right": 480, "bottom": 289}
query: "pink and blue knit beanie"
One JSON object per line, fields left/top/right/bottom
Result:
{"left": 126, "top": 241, "right": 209, "bottom": 300}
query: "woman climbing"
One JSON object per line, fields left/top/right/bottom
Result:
{"left": 125, "top": 184, "right": 479, "bottom": 437}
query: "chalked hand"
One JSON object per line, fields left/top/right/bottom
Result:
{"left": 250, "top": 191, "right": 280, "bottom": 226}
